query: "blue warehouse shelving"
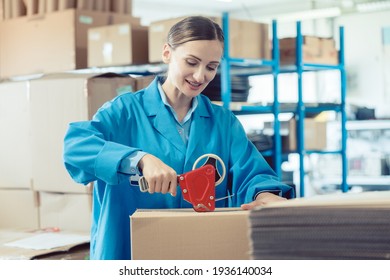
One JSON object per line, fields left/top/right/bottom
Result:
{"left": 220, "top": 12, "right": 348, "bottom": 197}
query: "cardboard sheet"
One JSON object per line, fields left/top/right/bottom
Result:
{"left": 0, "top": 230, "right": 89, "bottom": 260}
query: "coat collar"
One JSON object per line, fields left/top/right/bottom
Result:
{"left": 142, "top": 77, "right": 212, "bottom": 157}
{"left": 143, "top": 77, "right": 210, "bottom": 118}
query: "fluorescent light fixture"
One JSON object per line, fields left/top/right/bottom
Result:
{"left": 263, "top": 7, "right": 341, "bottom": 22}
{"left": 357, "top": 0, "right": 390, "bottom": 12}
{"left": 216, "top": 0, "right": 233, "bottom": 2}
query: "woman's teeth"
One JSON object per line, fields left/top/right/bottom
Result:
{"left": 187, "top": 80, "right": 201, "bottom": 87}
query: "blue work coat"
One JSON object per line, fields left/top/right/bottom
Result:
{"left": 63, "top": 77, "right": 295, "bottom": 260}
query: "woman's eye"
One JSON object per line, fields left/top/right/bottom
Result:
{"left": 207, "top": 65, "right": 218, "bottom": 71}
{"left": 186, "top": 60, "right": 197, "bottom": 66}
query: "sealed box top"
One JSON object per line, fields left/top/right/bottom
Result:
{"left": 130, "top": 208, "right": 251, "bottom": 260}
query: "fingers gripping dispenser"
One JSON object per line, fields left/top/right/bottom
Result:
{"left": 139, "top": 154, "right": 227, "bottom": 212}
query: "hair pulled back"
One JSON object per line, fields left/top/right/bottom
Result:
{"left": 167, "top": 16, "right": 224, "bottom": 49}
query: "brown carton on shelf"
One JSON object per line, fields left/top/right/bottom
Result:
{"left": 279, "top": 36, "right": 338, "bottom": 65}
{"left": 88, "top": 23, "right": 148, "bottom": 67}
{"left": 39, "top": 191, "right": 92, "bottom": 232}
{"left": 29, "top": 73, "right": 137, "bottom": 193}
{"left": 0, "top": 9, "right": 107, "bottom": 78}
{"left": 0, "top": 189, "right": 39, "bottom": 229}
{"left": 130, "top": 208, "right": 251, "bottom": 260}
{"left": 0, "top": 81, "right": 32, "bottom": 189}
{"left": 0, "top": 8, "right": 141, "bottom": 78}
{"left": 264, "top": 116, "right": 328, "bottom": 151}
{"left": 112, "top": 0, "right": 132, "bottom": 15}
{"left": 284, "top": 117, "right": 327, "bottom": 151}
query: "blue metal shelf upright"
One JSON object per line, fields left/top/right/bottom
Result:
{"left": 294, "top": 22, "right": 348, "bottom": 197}
{"left": 220, "top": 12, "right": 348, "bottom": 197}
{"left": 221, "top": 12, "right": 282, "bottom": 179}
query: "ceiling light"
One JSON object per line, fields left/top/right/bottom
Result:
{"left": 356, "top": 0, "right": 390, "bottom": 12}
{"left": 267, "top": 7, "right": 341, "bottom": 22}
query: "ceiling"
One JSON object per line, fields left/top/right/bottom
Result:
{"left": 133, "top": 0, "right": 390, "bottom": 24}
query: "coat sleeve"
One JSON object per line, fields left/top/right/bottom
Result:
{"left": 63, "top": 97, "right": 140, "bottom": 186}
{"left": 227, "top": 113, "right": 295, "bottom": 205}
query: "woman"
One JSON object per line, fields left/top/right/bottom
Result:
{"left": 63, "top": 16, "right": 295, "bottom": 260}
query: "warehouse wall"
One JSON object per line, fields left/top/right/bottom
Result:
{"left": 337, "top": 10, "right": 390, "bottom": 118}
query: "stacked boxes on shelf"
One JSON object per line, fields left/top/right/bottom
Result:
{"left": 87, "top": 23, "right": 149, "bottom": 67}
{"left": 0, "top": 73, "right": 154, "bottom": 234}
{"left": 0, "top": 0, "right": 141, "bottom": 78}
{"left": 279, "top": 36, "right": 339, "bottom": 65}
{"left": 1, "top": 0, "right": 133, "bottom": 20}
{"left": 263, "top": 116, "right": 328, "bottom": 151}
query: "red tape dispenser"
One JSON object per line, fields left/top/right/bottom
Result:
{"left": 177, "top": 164, "right": 216, "bottom": 212}
{"left": 139, "top": 154, "right": 228, "bottom": 212}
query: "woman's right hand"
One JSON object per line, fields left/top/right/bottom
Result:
{"left": 138, "top": 154, "right": 178, "bottom": 196}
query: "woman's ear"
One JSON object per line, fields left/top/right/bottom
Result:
{"left": 162, "top": 43, "right": 171, "bottom": 63}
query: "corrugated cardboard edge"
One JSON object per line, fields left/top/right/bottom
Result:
{"left": 0, "top": 229, "right": 89, "bottom": 260}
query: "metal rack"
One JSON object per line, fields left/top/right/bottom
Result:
{"left": 220, "top": 12, "right": 348, "bottom": 197}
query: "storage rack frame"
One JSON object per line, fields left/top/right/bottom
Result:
{"left": 220, "top": 12, "right": 348, "bottom": 197}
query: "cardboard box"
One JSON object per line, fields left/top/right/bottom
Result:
{"left": 39, "top": 191, "right": 92, "bottom": 232}
{"left": 112, "top": 0, "right": 132, "bottom": 15}
{"left": 134, "top": 75, "right": 155, "bottom": 91}
{"left": 0, "top": 81, "right": 32, "bottom": 189}
{"left": 0, "top": 1, "right": 3, "bottom": 19}
{"left": 264, "top": 117, "right": 328, "bottom": 151}
{"left": 29, "top": 73, "right": 137, "bottom": 193}
{"left": 279, "top": 36, "right": 338, "bottom": 65}
{"left": 23, "top": 0, "right": 40, "bottom": 17}
{"left": 2, "top": 0, "right": 11, "bottom": 20}
{"left": 76, "top": 0, "right": 94, "bottom": 10}
{"left": 148, "top": 16, "right": 270, "bottom": 63}
{"left": 0, "top": 189, "right": 39, "bottom": 229}
{"left": 88, "top": 23, "right": 148, "bottom": 67}
{"left": 285, "top": 118, "right": 328, "bottom": 151}
{"left": 0, "top": 9, "right": 108, "bottom": 78}
{"left": 130, "top": 209, "right": 251, "bottom": 260}
{"left": 0, "top": 9, "right": 141, "bottom": 78}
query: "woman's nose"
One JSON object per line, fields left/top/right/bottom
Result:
{"left": 193, "top": 67, "right": 206, "bottom": 83}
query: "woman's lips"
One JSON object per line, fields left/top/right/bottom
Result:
{"left": 186, "top": 79, "right": 202, "bottom": 90}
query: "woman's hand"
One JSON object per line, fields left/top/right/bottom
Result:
{"left": 138, "top": 154, "right": 178, "bottom": 196}
{"left": 241, "top": 192, "right": 287, "bottom": 210}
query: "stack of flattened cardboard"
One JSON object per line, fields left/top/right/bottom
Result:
{"left": 249, "top": 191, "right": 390, "bottom": 260}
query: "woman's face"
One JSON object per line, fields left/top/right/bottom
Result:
{"left": 163, "top": 39, "right": 223, "bottom": 98}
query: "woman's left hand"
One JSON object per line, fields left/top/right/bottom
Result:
{"left": 240, "top": 192, "right": 287, "bottom": 210}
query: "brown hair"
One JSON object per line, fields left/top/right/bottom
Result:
{"left": 167, "top": 16, "right": 224, "bottom": 49}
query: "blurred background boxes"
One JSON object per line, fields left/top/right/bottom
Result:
{"left": 0, "top": 81, "right": 32, "bottom": 189}
{"left": 88, "top": 23, "right": 148, "bottom": 67}
{"left": 29, "top": 73, "right": 137, "bottom": 193}
{"left": 264, "top": 116, "right": 328, "bottom": 151}
{"left": 0, "top": 4, "right": 142, "bottom": 79}
{"left": 0, "top": 0, "right": 134, "bottom": 19}
{"left": 39, "top": 191, "right": 92, "bottom": 233}
{"left": 0, "top": 189, "right": 39, "bottom": 229}
{"left": 0, "top": 9, "right": 109, "bottom": 78}
{"left": 0, "top": 188, "right": 92, "bottom": 233}
{"left": 279, "top": 36, "right": 338, "bottom": 65}
{"left": 0, "top": 72, "right": 150, "bottom": 194}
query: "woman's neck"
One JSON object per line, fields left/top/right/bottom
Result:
{"left": 162, "top": 80, "right": 193, "bottom": 122}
